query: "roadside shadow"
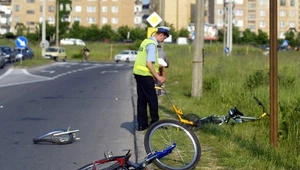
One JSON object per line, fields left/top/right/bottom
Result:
{"left": 120, "top": 121, "right": 135, "bottom": 135}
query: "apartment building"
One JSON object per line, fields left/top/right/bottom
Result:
{"left": 0, "top": 0, "right": 11, "bottom": 34}
{"left": 151, "top": 0, "right": 300, "bottom": 39}
{"left": 9, "top": 0, "right": 140, "bottom": 34}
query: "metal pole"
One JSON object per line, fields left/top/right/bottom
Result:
{"left": 56, "top": 0, "right": 59, "bottom": 46}
{"left": 42, "top": 0, "right": 46, "bottom": 57}
{"left": 269, "top": 0, "right": 278, "bottom": 148}
{"left": 226, "top": 0, "right": 232, "bottom": 55}
{"left": 191, "top": 0, "right": 204, "bottom": 97}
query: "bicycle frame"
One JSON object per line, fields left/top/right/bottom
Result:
{"left": 79, "top": 143, "right": 176, "bottom": 170}
{"left": 155, "top": 86, "right": 195, "bottom": 126}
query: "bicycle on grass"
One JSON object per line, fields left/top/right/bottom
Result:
{"left": 78, "top": 143, "right": 176, "bottom": 170}
{"left": 155, "top": 86, "right": 269, "bottom": 130}
{"left": 197, "top": 96, "right": 269, "bottom": 126}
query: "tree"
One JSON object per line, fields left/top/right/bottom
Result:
{"left": 117, "top": 25, "right": 131, "bottom": 40}
{"left": 232, "top": 25, "right": 241, "bottom": 44}
{"left": 68, "top": 21, "right": 85, "bottom": 39}
{"left": 130, "top": 27, "right": 146, "bottom": 41}
{"left": 58, "top": 0, "right": 72, "bottom": 37}
{"left": 178, "top": 28, "right": 189, "bottom": 37}
{"left": 256, "top": 29, "right": 269, "bottom": 45}
{"left": 241, "top": 28, "right": 256, "bottom": 44}
{"left": 86, "top": 24, "right": 101, "bottom": 41}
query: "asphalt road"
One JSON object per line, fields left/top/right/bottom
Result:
{"left": 0, "top": 61, "right": 146, "bottom": 169}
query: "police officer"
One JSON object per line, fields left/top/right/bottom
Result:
{"left": 133, "top": 27, "right": 170, "bottom": 131}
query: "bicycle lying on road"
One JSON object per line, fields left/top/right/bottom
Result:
{"left": 78, "top": 143, "right": 176, "bottom": 170}
{"left": 33, "top": 127, "right": 80, "bottom": 144}
{"left": 144, "top": 119, "right": 201, "bottom": 170}
{"left": 78, "top": 119, "right": 201, "bottom": 170}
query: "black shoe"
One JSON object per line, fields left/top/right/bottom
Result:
{"left": 137, "top": 126, "right": 148, "bottom": 131}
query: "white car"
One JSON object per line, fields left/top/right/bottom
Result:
{"left": 114, "top": 50, "right": 137, "bottom": 63}
{"left": 60, "top": 38, "right": 86, "bottom": 46}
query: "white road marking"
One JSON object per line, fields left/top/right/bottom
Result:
{"left": 40, "top": 70, "right": 55, "bottom": 74}
{"left": 101, "top": 71, "right": 118, "bottom": 74}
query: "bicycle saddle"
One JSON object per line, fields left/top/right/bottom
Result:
{"left": 228, "top": 107, "right": 244, "bottom": 118}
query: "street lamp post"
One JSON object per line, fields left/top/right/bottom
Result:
{"left": 42, "top": 0, "right": 46, "bottom": 57}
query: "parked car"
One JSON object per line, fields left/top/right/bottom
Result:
{"left": 44, "top": 46, "right": 67, "bottom": 61}
{"left": 0, "top": 46, "right": 16, "bottom": 63}
{"left": 0, "top": 48, "right": 6, "bottom": 69}
{"left": 114, "top": 50, "right": 137, "bottom": 63}
{"left": 60, "top": 38, "right": 86, "bottom": 46}
{"left": 15, "top": 47, "right": 34, "bottom": 61}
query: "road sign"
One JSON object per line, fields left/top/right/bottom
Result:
{"left": 146, "top": 12, "right": 162, "bottom": 28}
{"left": 40, "top": 40, "right": 49, "bottom": 49}
{"left": 15, "top": 36, "right": 28, "bottom": 48}
{"left": 224, "top": 47, "right": 230, "bottom": 54}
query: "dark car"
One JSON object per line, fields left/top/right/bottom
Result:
{"left": 0, "top": 48, "right": 6, "bottom": 69}
{"left": 15, "top": 47, "right": 34, "bottom": 61}
{"left": 0, "top": 46, "right": 16, "bottom": 63}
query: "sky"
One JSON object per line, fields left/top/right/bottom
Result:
{"left": 143, "top": 0, "right": 150, "bottom": 4}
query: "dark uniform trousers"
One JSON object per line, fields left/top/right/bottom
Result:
{"left": 134, "top": 74, "right": 159, "bottom": 128}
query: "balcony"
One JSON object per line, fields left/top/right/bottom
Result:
{"left": 0, "top": 0, "right": 12, "bottom": 5}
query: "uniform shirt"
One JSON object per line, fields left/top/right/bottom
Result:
{"left": 146, "top": 36, "right": 158, "bottom": 62}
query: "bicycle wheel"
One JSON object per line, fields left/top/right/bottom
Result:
{"left": 144, "top": 119, "right": 201, "bottom": 170}
{"left": 78, "top": 160, "right": 121, "bottom": 170}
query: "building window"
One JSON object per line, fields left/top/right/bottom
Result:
{"left": 279, "top": 10, "right": 286, "bottom": 17}
{"left": 260, "top": 10, "right": 266, "bottom": 17}
{"left": 290, "top": 22, "right": 295, "bottom": 28}
{"left": 48, "top": 17, "right": 55, "bottom": 24}
{"left": 280, "top": 0, "right": 286, "bottom": 6}
{"left": 73, "top": 17, "right": 81, "bottom": 23}
{"left": 290, "top": 0, "right": 295, "bottom": 6}
{"left": 87, "top": 6, "right": 96, "bottom": 12}
{"left": 14, "top": 5, "right": 20, "bottom": 12}
{"left": 27, "top": 10, "right": 35, "bottom": 14}
{"left": 235, "top": 9, "right": 243, "bottom": 16}
{"left": 259, "top": 21, "right": 266, "bottom": 28}
{"left": 49, "top": 6, "right": 55, "bottom": 12}
{"left": 111, "top": 6, "right": 118, "bottom": 13}
{"left": 260, "top": 0, "right": 267, "bottom": 5}
{"left": 290, "top": 11, "right": 295, "bottom": 17}
{"left": 73, "top": 6, "right": 82, "bottom": 12}
{"left": 111, "top": 17, "right": 118, "bottom": 24}
{"left": 248, "top": 25, "right": 255, "bottom": 30}
{"left": 102, "top": 17, "right": 107, "bottom": 24}
{"left": 217, "top": 9, "right": 223, "bottom": 15}
{"left": 87, "top": 17, "right": 96, "bottom": 24}
{"left": 14, "top": 16, "right": 20, "bottom": 23}
{"left": 102, "top": 6, "right": 108, "bottom": 12}
{"left": 280, "top": 21, "right": 285, "bottom": 28}
{"left": 217, "top": 20, "right": 223, "bottom": 27}
{"left": 248, "top": 4, "right": 256, "bottom": 8}
{"left": 26, "top": 21, "right": 35, "bottom": 26}
{"left": 27, "top": 0, "right": 35, "bottom": 2}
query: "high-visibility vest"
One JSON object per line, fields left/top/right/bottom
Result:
{"left": 133, "top": 38, "right": 159, "bottom": 76}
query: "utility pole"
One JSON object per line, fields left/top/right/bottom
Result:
{"left": 269, "top": 0, "right": 278, "bottom": 148}
{"left": 42, "top": 0, "right": 46, "bottom": 57}
{"left": 159, "top": 0, "right": 165, "bottom": 49}
{"left": 56, "top": 0, "right": 59, "bottom": 46}
{"left": 191, "top": 0, "right": 205, "bottom": 97}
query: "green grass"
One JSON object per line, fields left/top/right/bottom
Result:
{"left": 159, "top": 43, "right": 300, "bottom": 169}
{"left": 1, "top": 38, "right": 299, "bottom": 169}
